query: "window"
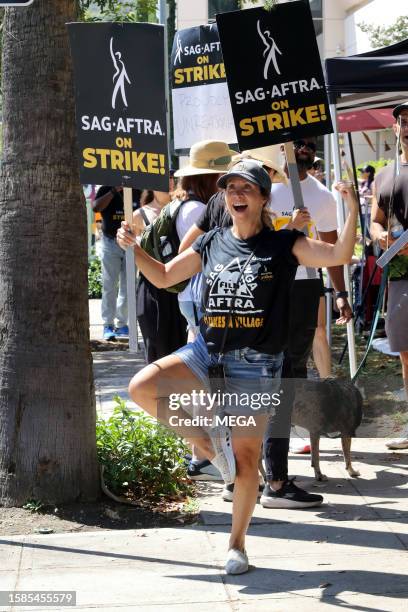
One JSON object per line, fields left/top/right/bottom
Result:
{"left": 208, "top": 0, "right": 239, "bottom": 20}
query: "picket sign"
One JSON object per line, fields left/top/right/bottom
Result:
{"left": 68, "top": 22, "right": 170, "bottom": 353}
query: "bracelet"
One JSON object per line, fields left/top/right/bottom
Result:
{"left": 335, "top": 291, "right": 348, "bottom": 299}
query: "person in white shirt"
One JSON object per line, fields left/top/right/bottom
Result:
{"left": 261, "top": 137, "right": 354, "bottom": 509}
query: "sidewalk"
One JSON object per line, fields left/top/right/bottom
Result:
{"left": 1, "top": 307, "right": 406, "bottom": 610}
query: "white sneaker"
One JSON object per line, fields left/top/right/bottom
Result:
{"left": 222, "top": 483, "right": 264, "bottom": 502}
{"left": 225, "top": 548, "right": 249, "bottom": 575}
{"left": 386, "top": 437, "right": 408, "bottom": 450}
{"left": 210, "top": 425, "right": 236, "bottom": 485}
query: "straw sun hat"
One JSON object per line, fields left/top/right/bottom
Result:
{"left": 174, "top": 140, "right": 237, "bottom": 177}
{"left": 232, "top": 145, "right": 287, "bottom": 184}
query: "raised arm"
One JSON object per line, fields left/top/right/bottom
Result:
{"left": 179, "top": 223, "right": 204, "bottom": 253}
{"left": 117, "top": 221, "right": 201, "bottom": 288}
{"left": 293, "top": 182, "right": 358, "bottom": 268}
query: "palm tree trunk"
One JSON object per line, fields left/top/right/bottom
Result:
{"left": 0, "top": 0, "right": 99, "bottom": 505}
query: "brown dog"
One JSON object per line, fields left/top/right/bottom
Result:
{"left": 292, "top": 378, "right": 363, "bottom": 481}
{"left": 259, "top": 378, "right": 363, "bottom": 482}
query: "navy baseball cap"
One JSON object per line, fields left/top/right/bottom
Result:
{"left": 217, "top": 159, "right": 272, "bottom": 192}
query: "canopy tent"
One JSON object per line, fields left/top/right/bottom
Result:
{"left": 337, "top": 108, "right": 394, "bottom": 133}
{"left": 322, "top": 39, "right": 408, "bottom": 377}
{"left": 325, "top": 37, "right": 408, "bottom": 101}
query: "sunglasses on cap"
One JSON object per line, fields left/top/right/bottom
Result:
{"left": 293, "top": 140, "right": 317, "bottom": 152}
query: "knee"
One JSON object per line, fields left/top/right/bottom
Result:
{"left": 235, "top": 447, "right": 260, "bottom": 478}
{"left": 128, "top": 370, "right": 155, "bottom": 408}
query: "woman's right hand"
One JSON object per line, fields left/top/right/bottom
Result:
{"left": 287, "top": 207, "right": 311, "bottom": 230}
{"left": 117, "top": 221, "right": 137, "bottom": 250}
{"left": 335, "top": 181, "right": 359, "bottom": 213}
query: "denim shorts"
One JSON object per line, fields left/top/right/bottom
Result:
{"left": 173, "top": 333, "right": 283, "bottom": 416}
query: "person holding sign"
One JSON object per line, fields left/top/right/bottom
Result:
{"left": 371, "top": 102, "right": 408, "bottom": 451}
{"left": 117, "top": 161, "right": 358, "bottom": 575}
{"left": 93, "top": 185, "right": 141, "bottom": 340}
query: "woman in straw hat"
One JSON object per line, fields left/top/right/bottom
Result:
{"left": 173, "top": 140, "right": 236, "bottom": 341}
{"left": 117, "top": 161, "right": 358, "bottom": 575}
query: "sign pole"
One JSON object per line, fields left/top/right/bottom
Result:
{"left": 123, "top": 187, "right": 138, "bottom": 352}
{"left": 284, "top": 142, "right": 315, "bottom": 280}
{"left": 324, "top": 133, "right": 333, "bottom": 345}
{"left": 330, "top": 102, "right": 357, "bottom": 378}
{"left": 284, "top": 142, "right": 305, "bottom": 209}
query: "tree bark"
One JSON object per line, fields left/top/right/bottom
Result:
{"left": 0, "top": 0, "right": 99, "bottom": 505}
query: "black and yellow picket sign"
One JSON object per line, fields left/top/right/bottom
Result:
{"left": 68, "top": 22, "right": 169, "bottom": 190}
{"left": 216, "top": 1, "right": 333, "bottom": 149}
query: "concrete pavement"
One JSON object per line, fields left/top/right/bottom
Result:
{"left": 1, "top": 436, "right": 408, "bottom": 610}
{"left": 1, "top": 302, "right": 407, "bottom": 610}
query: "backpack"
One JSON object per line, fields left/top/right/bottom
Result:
{"left": 139, "top": 198, "right": 190, "bottom": 294}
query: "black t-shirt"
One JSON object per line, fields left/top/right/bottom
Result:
{"left": 192, "top": 227, "right": 302, "bottom": 354}
{"left": 375, "top": 162, "right": 408, "bottom": 279}
{"left": 196, "top": 191, "right": 231, "bottom": 232}
{"left": 375, "top": 162, "right": 408, "bottom": 228}
{"left": 95, "top": 186, "right": 141, "bottom": 239}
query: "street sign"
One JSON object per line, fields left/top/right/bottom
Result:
{"left": 217, "top": 1, "right": 333, "bottom": 150}
{"left": 0, "top": 1, "right": 34, "bottom": 5}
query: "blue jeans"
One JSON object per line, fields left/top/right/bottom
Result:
{"left": 174, "top": 333, "right": 283, "bottom": 416}
{"left": 101, "top": 235, "right": 127, "bottom": 327}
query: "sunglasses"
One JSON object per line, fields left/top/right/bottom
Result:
{"left": 293, "top": 140, "right": 317, "bottom": 152}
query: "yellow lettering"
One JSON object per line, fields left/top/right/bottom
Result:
{"left": 95, "top": 148, "right": 110, "bottom": 169}
{"left": 305, "top": 105, "right": 320, "bottom": 123}
{"left": 147, "top": 153, "right": 159, "bottom": 174}
{"left": 266, "top": 113, "right": 283, "bottom": 131}
{"left": 208, "top": 64, "right": 220, "bottom": 79}
{"left": 253, "top": 115, "right": 267, "bottom": 133}
{"left": 184, "top": 67, "right": 194, "bottom": 83}
{"left": 131, "top": 151, "right": 147, "bottom": 172}
{"left": 83, "top": 148, "right": 97, "bottom": 168}
{"left": 174, "top": 68, "right": 184, "bottom": 84}
{"left": 110, "top": 150, "right": 124, "bottom": 170}
{"left": 193, "top": 66, "right": 203, "bottom": 81}
{"left": 289, "top": 107, "right": 306, "bottom": 126}
{"left": 240, "top": 117, "right": 254, "bottom": 137}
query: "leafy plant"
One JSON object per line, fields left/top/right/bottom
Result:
{"left": 22, "top": 499, "right": 45, "bottom": 513}
{"left": 356, "top": 158, "right": 390, "bottom": 174}
{"left": 96, "top": 397, "right": 194, "bottom": 503}
{"left": 88, "top": 256, "right": 102, "bottom": 299}
{"left": 80, "top": 0, "right": 158, "bottom": 23}
{"left": 389, "top": 255, "right": 408, "bottom": 280}
{"left": 359, "top": 16, "right": 408, "bottom": 49}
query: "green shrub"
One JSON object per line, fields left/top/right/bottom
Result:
{"left": 96, "top": 397, "right": 194, "bottom": 503}
{"left": 88, "top": 256, "right": 102, "bottom": 299}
